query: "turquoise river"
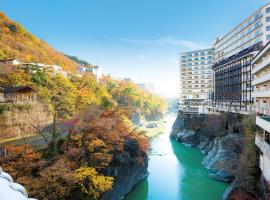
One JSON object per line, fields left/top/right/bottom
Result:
{"left": 125, "top": 113, "right": 228, "bottom": 200}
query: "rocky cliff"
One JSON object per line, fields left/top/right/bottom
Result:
{"left": 101, "top": 155, "right": 148, "bottom": 200}
{"left": 170, "top": 113, "right": 243, "bottom": 183}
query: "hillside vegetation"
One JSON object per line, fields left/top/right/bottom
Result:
{"left": 0, "top": 12, "right": 78, "bottom": 71}
{"left": 0, "top": 67, "right": 165, "bottom": 199}
{"left": 0, "top": 11, "right": 166, "bottom": 199}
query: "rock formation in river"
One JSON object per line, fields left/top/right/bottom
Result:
{"left": 171, "top": 112, "right": 260, "bottom": 200}
{"left": 101, "top": 154, "right": 148, "bottom": 200}
{"left": 170, "top": 113, "right": 242, "bottom": 183}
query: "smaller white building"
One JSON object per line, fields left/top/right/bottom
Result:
{"left": 77, "top": 65, "right": 103, "bottom": 81}
{"left": 252, "top": 41, "right": 270, "bottom": 197}
{"left": 51, "top": 65, "right": 63, "bottom": 73}
{"left": 0, "top": 59, "right": 22, "bottom": 66}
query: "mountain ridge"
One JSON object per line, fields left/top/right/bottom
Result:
{"left": 0, "top": 12, "right": 80, "bottom": 72}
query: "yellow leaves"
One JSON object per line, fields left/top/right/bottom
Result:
{"left": 87, "top": 139, "right": 106, "bottom": 152}
{"left": 73, "top": 167, "right": 114, "bottom": 199}
{"left": 86, "top": 138, "right": 113, "bottom": 169}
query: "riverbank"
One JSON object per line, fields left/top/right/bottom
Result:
{"left": 137, "top": 118, "right": 166, "bottom": 138}
{"left": 170, "top": 112, "right": 259, "bottom": 200}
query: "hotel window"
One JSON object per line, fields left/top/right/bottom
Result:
{"left": 266, "top": 25, "right": 270, "bottom": 31}
{"left": 254, "top": 13, "right": 261, "bottom": 20}
{"left": 266, "top": 7, "right": 270, "bottom": 13}
{"left": 254, "top": 21, "right": 261, "bottom": 29}
{"left": 267, "top": 35, "right": 270, "bottom": 40}
{"left": 267, "top": 16, "right": 270, "bottom": 22}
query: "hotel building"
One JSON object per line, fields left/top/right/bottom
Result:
{"left": 179, "top": 48, "right": 215, "bottom": 114}
{"left": 252, "top": 42, "right": 270, "bottom": 198}
{"left": 212, "top": 3, "right": 270, "bottom": 114}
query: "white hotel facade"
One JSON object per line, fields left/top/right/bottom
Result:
{"left": 252, "top": 41, "right": 270, "bottom": 199}
{"left": 212, "top": 3, "right": 270, "bottom": 114}
{"left": 178, "top": 2, "right": 270, "bottom": 198}
{"left": 214, "top": 3, "right": 270, "bottom": 63}
{"left": 179, "top": 48, "right": 214, "bottom": 114}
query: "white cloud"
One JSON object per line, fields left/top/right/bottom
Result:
{"left": 121, "top": 36, "right": 207, "bottom": 50}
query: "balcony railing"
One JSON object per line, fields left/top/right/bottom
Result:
{"left": 255, "top": 107, "right": 270, "bottom": 115}
{"left": 252, "top": 57, "right": 270, "bottom": 75}
{"left": 252, "top": 73, "right": 270, "bottom": 86}
{"left": 257, "top": 116, "right": 270, "bottom": 134}
{"left": 252, "top": 90, "right": 270, "bottom": 98}
{"left": 213, "top": 104, "right": 255, "bottom": 115}
{"left": 256, "top": 133, "right": 270, "bottom": 161}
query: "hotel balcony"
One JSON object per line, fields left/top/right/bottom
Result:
{"left": 255, "top": 133, "right": 270, "bottom": 157}
{"left": 213, "top": 104, "right": 255, "bottom": 115}
{"left": 255, "top": 132, "right": 270, "bottom": 185}
{"left": 252, "top": 90, "right": 270, "bottom": 98}
{"left": 252, "top": 57, "right": 270, "bottom": 75}
{"left": 252, "top": 73, "right": 270, "bottom": 86}
{"left": 255, "top": 107, "right": 270, "bottom": 115}
{"left": 256, "top": 116, "right": 270, "bottom": 134}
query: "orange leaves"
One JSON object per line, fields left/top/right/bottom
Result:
{"left": 28, "top": 157, "right": 78, "bottom": 200}
{"left": 5, "top": 144, "right": 41, "bottom": 161}
{"left": 0, "top": 12, "right": 78, "bottom": 71}
{"left": 1, "top": 144, "right": 41, "bottom": 177}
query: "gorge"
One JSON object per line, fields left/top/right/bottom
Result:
{"left": 124, "top": 113, "right": 228, "bottom": 200}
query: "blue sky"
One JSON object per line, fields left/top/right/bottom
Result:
{"left": 1, "top": 0, "right": 269, "bottom": 97}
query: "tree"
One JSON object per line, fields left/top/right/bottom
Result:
{"left": 73, "top": 167, "right": 114, "bottom": 200}
{"left": 45, "top": 74, "right": 77, "bottom": 156}
{"left": 232, "top": 115, "right": 259, "bottom": 196}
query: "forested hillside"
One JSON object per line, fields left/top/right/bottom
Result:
{"left": 0, "top": 67, "right": 165, "bottom": 199}
{"left": 0, "top": 12, "right": 78, "bottom": 71}
{"left": 0, "top": 11, "right": 166, "bottom": 199}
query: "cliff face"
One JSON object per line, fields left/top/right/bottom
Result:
{"left": 0, "top": 103, "right": 52, "bottom": 142}
{"left": 170, "top": 113, "right": 242, "bottom": 183}
{"left": 101, "top": 154, "right": 148, "bottom": 200}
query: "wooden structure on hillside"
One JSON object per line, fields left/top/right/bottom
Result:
{"left": 0, "top": 86, "right": 37, "bottom": 103}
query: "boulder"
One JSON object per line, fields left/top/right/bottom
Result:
{"left": 222, "top": 182, "right": 237, "bottom": 200}
{"left": 130, "top": 112, "right": 141, "bottom": 125}
{"left": 146, "top": 123, "right": 158, "bottom": 128}
{"left": 209, "top": 170, "right": 234, "bottom": 182}
{"left": 176, "top": 129, "right": 198, "bottom": 146}
{"left": 170, "top": 114, "right": 185, "bottom": 137}
{"left": 200, "top": 139, "right": 214, "bottom": 155}
{"left": 101, "top": 154, "right": 148, "bottom": 200}
{"left": 202, "top": 134, "right": 242, "bottom": 182}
